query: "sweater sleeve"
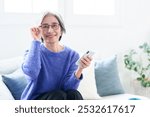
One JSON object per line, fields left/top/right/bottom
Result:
{"left": 22, "top": 40, "right": 41, "bottom": 80}
{"left": 63, "top": 53, "right": 83, "bottom": 90}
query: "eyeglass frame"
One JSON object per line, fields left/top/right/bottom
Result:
{"left": 39, "top": 23, "right": 60, "bottom": 31}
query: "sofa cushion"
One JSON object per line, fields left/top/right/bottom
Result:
{"left": 95, "top": 55, "right": 124, "bottom": 96}
{"left": 102, "top": 94, "right": 149, "bottom": 100}
{"left": 0, "top": 76, "right": 14, "bottom": 100}
{"left": 0, "top": 56, "right": 23, "bottom": 75}
{"left": 2, "top": 69, "right": 27, "bottom": 100}
{"left": 78, "top": 62, "right": 101, "bottom": 99}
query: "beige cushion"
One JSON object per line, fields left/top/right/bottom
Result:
{"left": 78, "top": 61, "right": 101, "bottom": 99}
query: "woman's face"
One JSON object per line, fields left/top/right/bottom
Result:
{"left": 40, "top": 15, "right": 62, "bottom": 44}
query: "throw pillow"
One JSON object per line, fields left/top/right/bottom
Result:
{"left": 78, "top": 62, "right": 101, "bottom": 99}
{"left": 0, "top": 76, "right": 14, "bottom": 100}
{"left": 94, "top": 55, "right": 124, "bottom": 96}
{"left": 2, "top": 69, "right": 27, "bottom": 100}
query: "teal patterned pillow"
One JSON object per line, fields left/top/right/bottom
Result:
{"left": 2, "top": 69, "right": 27, "bottom": 100}
{"left": 94, "top": 55, "right": 124, "bottom": 96}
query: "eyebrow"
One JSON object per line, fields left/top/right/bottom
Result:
{"left": 41, "top": 22, "right": 59, "bottom": 25}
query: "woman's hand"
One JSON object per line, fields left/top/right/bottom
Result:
{"left": 30, "top": 27, "right": 42, "bottom": 41}
{"left": 75, "top": 55, "right": 92, "bottom": 79}
{"left": 79, "top": 55, "right": 92, "bottom": 69}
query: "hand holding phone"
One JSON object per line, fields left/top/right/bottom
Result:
{"left": 76, "top": 51, "right": 95, "bottom": 65}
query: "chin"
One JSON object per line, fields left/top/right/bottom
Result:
{"left": 45, "top": 39, "right": 58, "bottom": 44}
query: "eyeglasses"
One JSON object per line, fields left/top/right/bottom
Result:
{"left": 40, "top": 23, "right": 60, "bottom": 31}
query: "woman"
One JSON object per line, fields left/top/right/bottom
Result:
{"left": 21, "top": 12, "right": 92, "bottom": 100}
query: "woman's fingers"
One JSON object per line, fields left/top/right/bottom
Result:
{"left": 80, "top": 56, "right": 92, "bottom": 68}
{"left": 30, "top": 27, "right": 42, "bottom": 41}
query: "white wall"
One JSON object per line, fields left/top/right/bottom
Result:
{"left": 0, "top": 0, "right": 150, "bottom": 60}
{"left": 62, "top": 0, "right": 150, "bottom": 57}
{"left": 0, "top": 25, "right": 31, "bottom": 59}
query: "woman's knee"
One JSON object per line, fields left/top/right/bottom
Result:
{"left": 66, "top": 89, "right": 83, "bottom": 100}
{"left": 48, "top": 90, "right": 67, "bottom": 100}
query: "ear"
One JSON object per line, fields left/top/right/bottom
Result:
{"left": 60, "top": 31, "right": 63, "bottom": 37}
{"left": 61, "top": 30, "right": 63, "bottom": 35}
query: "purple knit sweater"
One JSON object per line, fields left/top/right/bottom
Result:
{"left": 21, "top": 40, "right": 82, "bottom": 100}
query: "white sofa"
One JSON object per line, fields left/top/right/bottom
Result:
{"left": 0, "top": 56, "right": 149, "bottom": 100}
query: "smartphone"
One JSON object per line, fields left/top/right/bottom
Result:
{"left": 76, "top": 51, "right": 95, "bottom": 65}
{"left": 84, "top": 51, "right": 95, "bottom": 57}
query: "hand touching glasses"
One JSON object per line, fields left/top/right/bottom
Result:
{"left": 30, "top": 27, "right": 42, "bottom": 41}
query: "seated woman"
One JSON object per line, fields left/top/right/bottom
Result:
{"left": 21, "top": 12, "right": 92, "bottom": 100}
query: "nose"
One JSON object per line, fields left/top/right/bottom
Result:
{"left": 47, "top": 26, "right": 53, "bottom": 32}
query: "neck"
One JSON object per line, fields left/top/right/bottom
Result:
{"left": 44, "top": 42, "right": 63, "bottom": 52}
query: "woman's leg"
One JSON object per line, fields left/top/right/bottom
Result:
{"left": 66, "top": 89, "right": 83, "bottom": 100}
{"left": 35, "top": 90, "right": 67, "bottom": 100}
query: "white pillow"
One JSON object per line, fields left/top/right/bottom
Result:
{"left": 0, "top": 76, "right": 14, "bottom": 100}
{"left": 0, "top": 56, "right": 23, "bottom": 75}
{"left": 78, "top": 61, "right": 101, "bottom": 99}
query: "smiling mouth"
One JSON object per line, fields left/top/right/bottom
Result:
{"left": 46, "top": 35, "right": 54, "bottom": 38}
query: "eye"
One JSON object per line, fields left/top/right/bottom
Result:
{"left": 42, "top": 25, "right": 49, "bottom": 28}
{"left": 52, "top": 24, "right": 59, "bottom": 29}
